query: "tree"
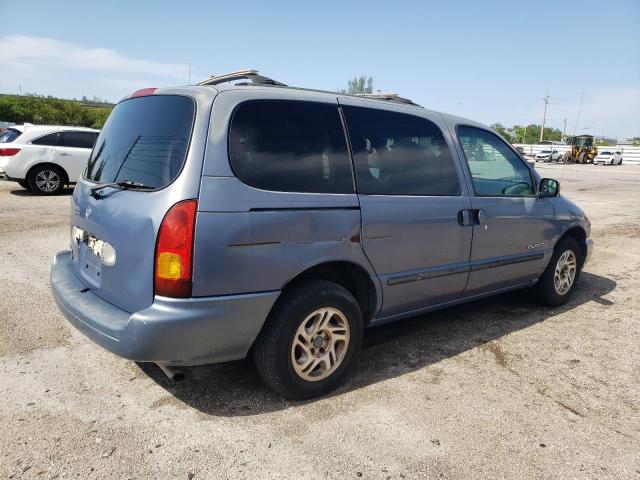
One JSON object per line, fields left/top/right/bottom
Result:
{"left": 510, "top": 124, "right": 563, "bottom": 144}
{"left": 338, "top": 75, "right": 373, "bottom": 95}
{"left": 0, "top": 94, "right": 113, "bottom": 129}
{"left": 490, "top": 123, "right": 516, "bottom": 143}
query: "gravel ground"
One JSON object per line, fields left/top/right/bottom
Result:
{"left": 1, "top": 164, "right": 638, "bottom": 479}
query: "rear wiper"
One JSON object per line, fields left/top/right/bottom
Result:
{"left": 90, "top": 180, "right": 155, "bottom": 198}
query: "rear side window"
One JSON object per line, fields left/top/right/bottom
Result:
{"left": 31, "top": 132, "right": 59, "bottom": 146}
{"left": 85, "top": 95, "right": 195, "bottom": 188}
{"left": 58, "top": 131, "right": 98, "bottom": 149}
{"left": 342, "top": 106, "right": 460, "bottom": 196}
{"left": 229, "top": 100, "right": 353, "bottom": 194}
{"left": 0, "top": 129, "right": 21, "bottom": 143}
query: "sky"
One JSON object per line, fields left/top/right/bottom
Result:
{"left": 1, "top": 0, "right": 639, "bottom": 138}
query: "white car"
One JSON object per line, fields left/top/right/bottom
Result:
{"left": 535, "top": 149, "right": 563, "bottom": 162}
{"left": 593, "top": 150, "right": 623, "bottom": 165}
{"left": 0, "top": 125, "right": 99, "bottom": 195}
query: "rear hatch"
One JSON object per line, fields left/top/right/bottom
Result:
{"left": 70, "top": 90, "right": 209, "bottom": 313}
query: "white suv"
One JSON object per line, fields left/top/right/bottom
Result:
{"left": 0, "top": 125, "right": 99, "bottom": 195}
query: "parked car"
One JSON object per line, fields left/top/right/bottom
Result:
{"left": 535, "top": 149, "right": 563, "bottom": 162}
{"left": 50, "top": 71, "right": 593, "bottom": 399}
{"left": 593, "top": 150, "right": 623, "bottom": 165}
{"left": 0, "top": 125, "right": 99, "bottom": 194}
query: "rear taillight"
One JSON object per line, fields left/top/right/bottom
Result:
{"left": 0, "top": 148, "right": 21, "bottom": 156}
{"left": 154, "top": 199, "right": 197, "bottom": 298}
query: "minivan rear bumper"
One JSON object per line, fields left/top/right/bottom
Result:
{"left": 51, "top": 251, "right": 280, "bottom": 366}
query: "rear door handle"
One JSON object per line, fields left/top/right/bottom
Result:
{"left": 458, "top": 209, "right": 472, "bottom": 226}
{"left": 56, "top": 152, "right": 71, "bottom": 157}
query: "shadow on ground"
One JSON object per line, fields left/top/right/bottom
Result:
{"left": 139, "top": 271, "right": 616, "bottom": 416}
{"left": 9, "top": 187, "right": 73, "bottom": 196}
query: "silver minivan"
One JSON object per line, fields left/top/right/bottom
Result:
{"left": 51, "top": 71, "right": 593, "bottom": 399}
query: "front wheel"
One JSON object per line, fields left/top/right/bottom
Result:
{"left": 531, "top": 237, "right": 582, "bottom": 307}
{"left": 27, "top": 165, "right": 66, "bottom": 195}
{"left": 253, "top": 280, "right": 363, "bottom": 400}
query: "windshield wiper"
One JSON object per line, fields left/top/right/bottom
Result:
{"left": 90, "top": 180, "right": 155, "bottom": 198}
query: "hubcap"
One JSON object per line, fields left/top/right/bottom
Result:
{"left": 554, "top": 250, "right": 577, "bottom": 295}
{"left": 291, "top": 307, "right": 350, "bottom": 382}
{"left": 35, "top": 170, "right": 60, "bottom": 192}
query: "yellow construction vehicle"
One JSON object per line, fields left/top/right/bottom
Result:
{"left": 563, "top": 135, "right": 597, "bottom": 163}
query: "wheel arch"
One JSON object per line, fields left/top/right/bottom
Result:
{"left": 26, "top": 162, "right": 70, "bottom": 184}
{"left": 279, "top": 260, "right": 379, "bottom": 326}
{"left": 557, "top": 226, "right": 588, "bottom": 265}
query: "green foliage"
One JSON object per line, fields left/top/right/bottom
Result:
{"left": 505, "top": 124, "right": 563, "bottom": 144}
{"left": 490, "top": 123, "right": 516, "bottom": 143}
{"left": 0, "top": 94, "right": 113, "bottom": 129}
{"left": 338, "top": 76, "right": 373, "bottom": 95}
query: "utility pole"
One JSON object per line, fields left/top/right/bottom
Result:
{"left": 188, "top": 62, "right": 191, "bottom": 85}
{"left": 562, "top": 118, "right": 567, "bottom": 142}
{"left": 573, "top": 93, "right": 584, "bottom": 136}
{"left": 540, "top": 90, "right": 549, "bottom": 142}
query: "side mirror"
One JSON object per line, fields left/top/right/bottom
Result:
{"left": 539, "top": 178, "right": 559, "bottom": 197}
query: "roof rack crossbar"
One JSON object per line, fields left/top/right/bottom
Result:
{"left": 354, "top": 92, "right": 421, "bottom": 107}
{"left": 196, "top": 69, "right": 287, "bottom": 87}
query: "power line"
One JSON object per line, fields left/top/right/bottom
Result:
{"left": 572, "top": 93, "right": 584, "bottom": 136}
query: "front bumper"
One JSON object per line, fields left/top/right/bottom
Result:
{"left": 51, "top": 251, "right": 280, "bottom": 366}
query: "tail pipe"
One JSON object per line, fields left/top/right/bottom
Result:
{"left": 156, "top": 363, "right": 185, "bottom": 382}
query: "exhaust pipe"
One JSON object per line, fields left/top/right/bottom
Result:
{"left": 157, "top": 363, "right": 185, "bottom": 382}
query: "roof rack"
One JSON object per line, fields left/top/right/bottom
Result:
{"left": 354, "top": 92, "right": 420, "bottom": 106}
{"left": 196, "top": 69, "right": 287, "bottom": 87}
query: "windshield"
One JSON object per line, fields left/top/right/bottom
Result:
{"left": 599, "top": 151, "right": 612, "bottom": 155}
{"left": 540, "top": 150, "right": 551, "bottom": 154}
{"left": 574, "top": 137, "right": 592, "bottom": 147}
{"left": 84, "top": 95, "right": 195, "bottom": 189}
{"left": 0, "top": 128, "right": 22, "bottom": 143}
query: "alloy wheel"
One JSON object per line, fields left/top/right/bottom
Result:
{"left": 290, "top": 307, "right": 350, "bottom": 382}
{"left": 35, "top": 170, "right": 61, "bottom": 193}
{"left": 554, "top": 250, "right": 577, "bottom": 295}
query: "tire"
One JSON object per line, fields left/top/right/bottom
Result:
{"left": 253, "top": 280, "right": 363, "bottom": 400}
{"left": 16, "top": 180, "right": 31, "bottom": 190}
{"left": 532, "top": 236, "right": 583, "bottom": 307}
{"left": 27, "top": 165, "right": 65, "bottom": 195}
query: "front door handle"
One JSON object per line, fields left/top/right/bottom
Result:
{"left": 459, "top": 209, "right": 488, "bottom": 227}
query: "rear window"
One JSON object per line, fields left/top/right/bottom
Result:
{"left": 0, "top": 128, "right": 21, "bottom": 143}
{"left": 84, "top": 95, "right": 195, "bottom": 188}
{"left": 228, "top": 100, "right": 354, "bottom": 194}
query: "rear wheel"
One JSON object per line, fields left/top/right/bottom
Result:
{"left": 532, "top": 237, "right": 582, "bottom": 307}
{"left": 253, "top": 280, "right": 363, "bottom": 400}
{"left": 27, "top": 165, "right": 65, "bottom": 195}
{"left": 16, "top": 180, "right": 31, "bottom": 191}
